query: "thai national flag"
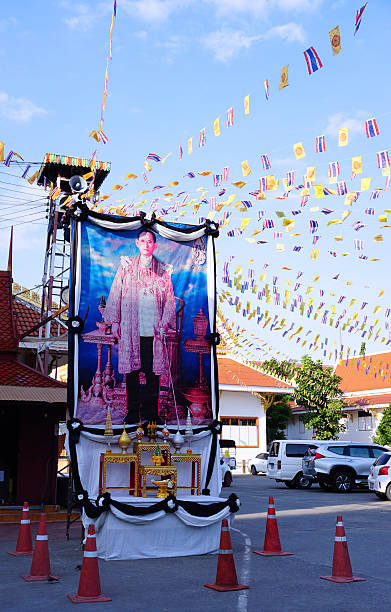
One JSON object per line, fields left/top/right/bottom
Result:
{"left": 223, "top": 166, "right": 229, "bottom": 181}
{"left": 4, "top": 151, "right": 13, "bottom": 167}
{"left": 21, "top": 164, "right": 31, "bottom": 179}
{"left": 147, "top": 153, "right": 161, "bottom": 162}
{"left": 316, "top": 135, "right": 325, "bottom": 153}
{"left": 209, "top": 197, "right": 216, "bottom": 210}
{"left": 213, "top": 174, "right": 222, "bottom": 187}
{"left": 241, "top": 201, "right": 252, "bottom": 209}
{"left": 329, "top": 251, "right": 337, "bottom": 258}
{"left": 260, "top": 177, "right": 267, "bottom": 192}
{"left": 365, "top": 118, "right": 379, "bottom": 138}
{"left": 337, "top": 181, "right": 347, "bottom": 196}
{"left": 365, "top": 208, "right": 374, "bottom": 215}
{"left": 303, "top": 46, "right": 323, "bottom": 74}
{"left": 377, "top": 150, "right": 390, "bottom": 168}
{"left": 323, "top": 187, "right": 334, "bottom": 196}
{"left": 370, "top": 189, "right": 382, "bottom": 200}
{"left": 185, "top": 172, "right": 196, "bottom": 178}
{"left": 329, "top": 162, "right": 339, "bottom": 178}
{"left": 353, "top": 221, "right": 365, "bottom": 231}
{"left": 321, "top": 208, "right": 333, "bottom": 214}
{"left": 286, "top": 171, "right": 294, "bottom": 186}
{"left": 386, "top": 176, "right": 391, "bottom": 190}
{"left": 142, "top": 172, "right": 148, "bottom": 184}
{"left": 179, "top": 145, "right": 183, "bottom": 159}
{"left": 218, "top": 189, "right": 226, "bottom": 196}
{"left": 274, "top": 232, "right": 283, "bottom": 239}
{"left": 199, "top": 128, "right": 206, "bottom": 148}
{"left": 264, "top": 79, "right": 269, "bottom": 101}
{"left": 309, "top": 220, "right": 318, "bottom": 234}
{"left": 100, "top": 131, "right": 109, "bottom": 144}
{"left": 226, "top": 107, "right": 234, "bottom": 128}
{"left": 354, "top": 240, "right": 363, "bottom": 251}
{"left": 262, "top": 219, "right": 274, "bottom": 230}
{"left": 261, "top": 154, "right": 271, "bottom": 171}
{"left": 354, "top": 3, "right": 367, "bottom": 35}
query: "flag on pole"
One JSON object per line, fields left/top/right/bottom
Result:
{"left": 377, "top": 150, "right": 390, "bottom": 168}
{"left": 354, "top": 3, "right": 368, "bottom": 35}
{"left": 303, "top": 47, "right": 323, "bottom": 74}
{"left": 315, "top": 135, "right": 325, "bottom": 152}
{"left": 279, "top": 65, "right": 289, "bottom": 89}
{"left": 339, "top": 128, "right": 348, "bottom": 146}
{"left": 365, "top": 118, "right": 379, "bottom": 138}
{"left": 264, "top": 79, "right": 269, "bottom": 101}
{"left": 226, "top": 107, "right": 234, "bottom": 127}
{"left": 261, "top": 154, "right": 271, "bottom": 171}
{"left": 329, "top": 25, "right": 341, "bottom": 55}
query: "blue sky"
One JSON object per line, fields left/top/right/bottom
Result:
{"left": 1, "top": 0, "right": 390, "bottom": 364}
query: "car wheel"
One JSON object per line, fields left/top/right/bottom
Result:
{"left": 332, "top": 470, "right": 353, "bottom": 493}
{"left": 223, "top": 471, "right": 232, "bottom": 487}
{"left": 250, "top": 465, "right": 258, "bottom": 475}
{"left": 385, "top": 484, "right": 391, "bottom": 501}
{"left": 295, "top": 473, "right": 312, "bottom": 489}
{"left": 283, "top": 480, "right": 296, "bottom": 489}
{"left": 375, "top": 491, "right": 387, "bottom": 500}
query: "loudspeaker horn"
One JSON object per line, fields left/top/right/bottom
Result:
{"left": 69, "top": 175, "right": 88, "bottom": 194}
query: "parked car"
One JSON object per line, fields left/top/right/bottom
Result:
{"left": 267, "top": 440, "right": 322, "bottom": 489}
{"left": 368, "top": 451, "right": 391, "bottom": 500}
{"left": 302, "top": 442, "right": 388, "bottom": 493}
{"left": 220, "top": 458, "right": 233, "bottom": 487}
{"left": 248, "top": 452, "right": 269, "bottom": 475}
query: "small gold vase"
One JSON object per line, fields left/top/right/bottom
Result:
{"left": 118, "top": 424, "right": 131, "bottom": 454}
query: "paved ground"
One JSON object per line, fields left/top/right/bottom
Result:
{"left": 1, "top": 475, "right": 390, "bottom": 611}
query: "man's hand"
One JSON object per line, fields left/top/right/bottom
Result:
{"left": 111, "top": 322, "right": 121, "bottom": 340}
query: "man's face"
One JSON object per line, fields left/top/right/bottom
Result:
{"left": 136, "top": 232, "right": 157, "bottom": 257}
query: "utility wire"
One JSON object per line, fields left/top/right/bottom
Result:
{"left": 0, "top": 217, "right": 47, "bottom": 230}
{"left": 0, "top": 205, "right": 48, "bottom": 223}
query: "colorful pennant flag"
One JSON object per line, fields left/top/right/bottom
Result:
{"left": 264, "top": 79, "right": 269, "bottom": 101}
{"left": 354, "top": 3, "right": 368, "bottom": 35}
{"left": 226, "top": 107, "right": 234, "bottom": 127}
{"left": 199, "top": 128, "right": 206, "bottom": 148}
{"left": 329, "top": 161, "right": 340, "bottom": 178}
{"left": 337, "top": 181, "right": 347, "bottom": 196}
{"left": 339, "top": 128, "right": 348, "bottom": 146}
{"left": 293, "top": 142, "right": 306, "bottom": 159}
{"left": 329, "top": 25, "right": 341, "bottom": 55}
{"left": 315, "top": 135, "right": 325, "bottom": 153}
{"left": 261, "top": 155, "right": 271, "bottom": 171}
{"left": 365, "top": 118, "right": 379, "bottom": 138}
{"left": 279, "top": 65, "right": 289, "bottom": 90}
{"left": 377, "top": 150, "right": 390, "bottom": 168}
{"left": 303, "top": 47, "right": 323, "bottom": 74}
{"left": 352, "top": 156, "right": 362, "bottom": 175}
{"left": 241, "top": 160, "right": 252, "bottom": 177}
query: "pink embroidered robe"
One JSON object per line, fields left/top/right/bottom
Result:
{"left": 104, "top": 255, "right": 176, "bottom": 375}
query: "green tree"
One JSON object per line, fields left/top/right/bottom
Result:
{"left": 373, "top": 404, "right": 391, "bottom": 446}
{"left": 262, "top": 354, "right": 345, "bottom": 440}
{"left": 265, "top": 394, "right": 292, "bottom": 443}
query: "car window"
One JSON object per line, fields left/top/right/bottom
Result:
{"left": 286, "top": 444, "right": 313, "bottom": 457}
{"left": 348, "top": 446, "right": 371, "bottom": 458}
{"left": 374, "top": 453, "right": 391, "bottom": 466}
{"left": 256, "top": 454, "right": 263, "bottom": 459}
{"left": 269, "top": 442, "right": 280, "bottom": 457}
{"left": 327, "top": 446, "right": 345, "bottom": 455}
{"left": 372, "top": 448, "right": 387, "bottom": 459}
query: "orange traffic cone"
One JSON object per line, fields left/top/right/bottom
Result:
{"left": 8, "top": 502, "right": 33, "bottom": 556}
{"left": 21, "top": 513, "right": 59, "bottom": 581}
{"left": 321, "top": 515, "right": 365, "bottom": 583}
{"left": 204, "top": 519, "right": 249, "bottom": 592}
{"left": 68, "top": 524, "right": 111, "bottom": 603}
{"left": 253, "top": 496, "right": 293, "bottom": 556}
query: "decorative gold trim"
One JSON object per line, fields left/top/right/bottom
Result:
{"left": 171, "top": 453, "right": 201, "bottom": 495}
{"left": 140, "top": 466, "right": 177, "bottom": 497}
{"left": 102, "top": 453, "right": 139, "bottom": 496}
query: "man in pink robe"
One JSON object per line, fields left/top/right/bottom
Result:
{"left": 104, "top": 229, "right": 176, "bottom": 422}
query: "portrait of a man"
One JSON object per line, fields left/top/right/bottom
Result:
{"left": 104, "top": 229, "right": 177, "bottom": 423}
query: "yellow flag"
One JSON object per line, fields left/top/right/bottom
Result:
{"left": 276, "top": 243, "right": 285, "bottom": 252}
{"left": 161, "top": 152, "right": 172, "bottom": 164}
{"left": 82, "top": 171, "right": 94, "bottom": 180}
{"left": 373, "top": 305, "right": 381, "bottom": 314}
{"left": 232, "top": 181, "right": 246, "bottom": 188}
{"left": 89, "top": 130, "right": 101, "bottom": 142}
{"left": 144, "top": 160, "right": 152, "bottom": 172}
{"left": 188, "top": 137, "right": 193, "bottom": 154}
{"left": 244, "top": 95, "right": 250, "bottom": 115}
{"left": 125, "top": 173, "right": 137, "bottom": 179}
{"left": 314, "top": 184, "right": 325, "bottom": 198}
{"left": 329, "top": 25, "right": 341, "bottom": 55}
{"left": 379, "top": 214, "right": 387, "bottom": 223}
{"left": 207, "top": 211, "right": 216, "bottom": 220}
{"left": 198, "top": 171, "right": 211, "bottom": 176}
{"left": 352, "top": 156, "right": 362, "bottom": 174}
{"left": 307, "top": 166, "right": 316, "bottom": 181}
{"left": 311, "top": 249, "right": 319, "bottom": 260}
{"left": 339, "top": 128, "right": 348, "bottom": 146}
{"left": 240, "top": 218, "right": 251, "bottom": 231}
{"left": 293, "top": 142, "right": 306, "bottom": 159}
{"left": 227, "top": 194, "right": 236, "bottom": 205}
{"left": 241, "top": 160, "right": 252, "bottom": 176}
{"left": 379, "top": 290, "right": 384, "bottom": 297}
{"left": 361, "top": 177, "right": 371, "bottom": 191}
{"left": 168, "top": 181, "right": 179, "bottom": 186}
{"left": 0, "top": 142, "right": 3, "bottom": 161}
{"left": 214, "top": 118, "right": 220, "bottom": 137}
{"left": 27, "top": 171, "right": 39, "bottom": 185}
{"left": 344, "top": 192, "right": 356, "bottom": 206}
{"left": 279, "top": 65, "right": 289, "bottom": 89}
{"left": 266, "top": 175, "right": 276, "bottom": 190}
{"left": 341, "top": 210, "right": 351, "bottom": 221}
{"left": 374, "top": 234, "right": 383, "bottom": 242}
{"left": 382, "top": 166, "right": 390, "bottom": 176}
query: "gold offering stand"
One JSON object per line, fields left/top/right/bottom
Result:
{"left": 99, "top": 424, "right": 138, "bottom": 496}
{"left": 171, "top": 452, "right": 201, "bottom": 496}
{"left": 140, "top": 465, "right": 177, "bottom": 497}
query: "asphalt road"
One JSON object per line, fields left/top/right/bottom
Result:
{"left": 1, "top": 475, "right": 390, "bottom": 611}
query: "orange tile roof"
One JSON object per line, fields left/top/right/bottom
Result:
{"left": 13, "top": 299, "right": 61, "bottom": 337}
{"left": 0, "top": 360, "right": 66, "bottom": 388}
{"left": 218, "top": 357, "right": 293, "bottom": 390}
{"left": 335, "top": 352, "right": 391, "bottom": 392}
{"left": 343, "top": 393, "right": 391, "bottom": 408}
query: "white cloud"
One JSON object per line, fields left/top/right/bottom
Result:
{"left": 0, "top": 92, "right": 47, "bottom": 122}
{"left": 202, "top": 29, "right": 260, "bottom": 62}
{"left": 121, "top": 0, "right": 189, "bottom": 22}
{"left": 61, "top": 1, "right": 111, "bottom": 30}
{"left": 263, "top": 22, "right": 305, "bottom": 43}
{"left": 203, "top": 0, "right": 321, "bottom": 17}
{"left": 324, "top": 111, "right": 368, "bottom": 136}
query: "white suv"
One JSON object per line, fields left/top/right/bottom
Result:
{"left": 302, "top": 442, "right": 388, "bottom": 492}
